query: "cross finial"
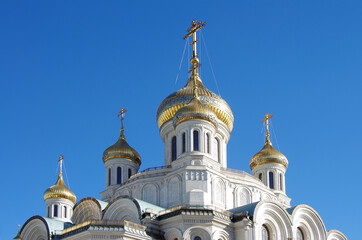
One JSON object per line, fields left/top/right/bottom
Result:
{"left": 261, "top": 113, "right": 274, "bottom": 145}
{"left": 118, "top": 108, "right": 127, "bottom": 130}
{"left": 58, "top": 154, "right": 64, "bottom": 173}
{"left": 184, "top": 20, "right": 206, "bottom": 79}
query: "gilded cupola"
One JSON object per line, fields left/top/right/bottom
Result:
{"left": 250, "top": 114, "right": 288, "bottom": 171}
{"left": 102, "top": 108, "right": 141, "bottom": 165}
{"left": 156, "top": 20, "right": 234, "bottom": 132}
{"left": 173, "top": 84, "right": 218, "bottom": 128}
{"left": 44, "top": 155, "right": 76, "bottom": 204}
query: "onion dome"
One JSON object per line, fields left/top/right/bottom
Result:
{"left": 44, "top": 157, "right": 76, "bottom": 204}
{"left": 102, "top": 129, "right": 141, "bottom": 165}
{"left": 157, "top": 20, "right": 233, "bottom": 132}
{"left": 173, "top": 87, "right": 218, "bottom": 128}
{"left": 250, "top": 114, "right": 288, "bottom": 170}
{"left": 157, "top": 78, "right": 233, "bottom": 131}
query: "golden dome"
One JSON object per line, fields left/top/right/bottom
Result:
{"left": 173, "top": 92, "right": 218, "bottom": 128}
{"left": 250, "top": 141, "right": 288, "bottom": 170}
{"left": 44, "top": 171, "right": 76, "bottom": 204}
{"left": 157, "top": 78, "right": 234, "bottom": 131}
{"left": 102, "top": 130, "right": 141, "bottom": 165}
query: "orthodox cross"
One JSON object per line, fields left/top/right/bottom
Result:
{"left": 58, "top": 154, "right": 64, "bottom": 173}
{"left": 118, "top": 108, "right": 127, "bottom": 130}
{"left": 262, "top": 113, "right": 274, "bottom": 144}
{"left": 184, "top": 20, "right": 206, "bottom": 74}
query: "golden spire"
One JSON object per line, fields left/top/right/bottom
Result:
{"left": 118, "top": 108, "right": 127, "bottom": 140}
{"left": 262, "top": 113, "right": 274, "bottom": 145}
{"left": 184, "top": 20, "right": 206, "bottom": 81}
{"left": 58, "top": 154, "right": 64, "bottom": 176}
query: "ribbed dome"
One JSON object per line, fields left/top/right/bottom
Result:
{"left": 250, "top": 141, "right": 288, "bottom": 170}
{"left": 173, "top": 95, "right": 218, "bottom": 128}
{"left": 44, "top": 172, "right": 76, "bottom": 204}
{"left": 157, "top": 78, "right": 234, "bottom": 132}
{"left": 102, "top": 130, "right": 141, "bottom": 165}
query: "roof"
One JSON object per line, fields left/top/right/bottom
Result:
{"left": 228, "top": 202, "right": 259, "bottom": 216}
{"left": 134, "top": 198, "right": 165, "bottom": 213}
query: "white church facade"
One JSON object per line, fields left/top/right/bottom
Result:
{"left": 14, "top": 21, "right": 347, "bottom": 240}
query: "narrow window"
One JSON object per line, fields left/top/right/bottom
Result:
{"left": 64, "top": 206, "right": 67, "bottom": 218}
{"left": 262, "top": 225, "right": 270, "bottom": 240}
{"left": 259, "top": 173, "right": 262, "bottom": 181}
{"left": 193, "top": 131, "right": 199, "bottom": 151}
{"left": 182, "top": 132, "right": 186, "bottom": 153}
{"left": 216, "top": 138, "right": 220, "bottom": 162}
{"left": 54, "top": 205, "right": 58, "bottom": 217}
{"left": 206, "top": 133, "right": 210, "bottom": 153}
{"left": 297, "top": 228, "right": 304, "bottom": 240}
{"left": 128, "top": 168, "right": 132, "bottom": 179}
{"left": 108, "top": 168, "right": 112, "bottom": 186}
{"left": 171, "top": 136, "right": 177, "bottom": 161}
{"left": 279, "top": 173, "right": 283, "bottom": 191}
{"left": 47, "top": 206, "right": 50, "bottom": 217}
{"left": 117, "top": 167, "right": 122, "bottom": 184}
{"left": 269, "top": 172, "right": 274, "bottom": 189}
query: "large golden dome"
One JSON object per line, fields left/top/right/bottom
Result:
{"left": 157, "top": 78, "right": 234, "bottom": 132}
{"left": 250, "top": 141, "right": 288, "bottom": 170}
{"left": 44, "top": 171, "right": 76, "bottom": 204}
{"left": 102, "top": 130, "right": 141, "bottom": 165}
{"left": 173, "top": 93, "right": 218, "bottom": 128}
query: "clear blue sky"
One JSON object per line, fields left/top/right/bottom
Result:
{"left": 1, "top": 1, "right": 361, "bottom": 239}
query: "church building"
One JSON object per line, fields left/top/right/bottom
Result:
{"left": 14, "top": 21, "right": 347, "bottom": 240}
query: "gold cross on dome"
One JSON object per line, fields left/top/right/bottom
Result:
{"left": 58, "top": 154, "right": 64, "bottom": 173}
{"left": 184, "top": 20, "right": 206, "bottom": 57}
{"left": 262, "top": 113, "right": 274, "bottom": 144}
{"left": 118, "top": 108, "right": 127, "bottom": 129}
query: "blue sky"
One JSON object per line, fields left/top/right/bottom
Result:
{"left": 1, "top": 1, "right": 361, "bottom": 239}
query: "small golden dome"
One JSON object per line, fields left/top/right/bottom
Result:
{"left": 44, "top": 171, "right": 76, "bottom": 204}
{"left": 157, "top": 78, "right": 234, "bottom": 132}
{"left": 173, "top": 95, "right": 218, "bottom": 128}
{"left": 250, "top": 141, "right": 288, "bottom": 170}
{"left": 102, "top": 130, "right": 141, "bottom": 165}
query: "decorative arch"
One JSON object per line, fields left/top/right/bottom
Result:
{"left": 117, "top": 188, "right": 132, "bottom": 198}
{"left": 212, "top": 229, "right": 231, "bottom": 240}
{"left": 253, "top": 200, "right": 293, "bottom": 240}
{"left": 142, "top": 183, "right": 159, "bottom": 205}
{"left": 168, "top": 175, "right": 182, "bottom": 206}
{"left": 212, "top": 177, "right": 226, "bottom": 207}
{"left": 327, "top": 230, "right": 347, "bottom": 240}
{"left": 291, "top": 205, "right": 327, "bottom": 240}
{"left": 183, "top": 226, "right": 212, "bottom": 240}
{"left": 72, "top": 197, "right": 102, "bottom": 224}
{"left": 102, "top": 197, "right": 141, "bottom": 224}
{"left": 20, "top": 216, "right": 49, "bottom": 240}
{"left": 235, "top": 187, "right": 251, "bottom": 207}
{"left": 164, "top": 228, "right": 183, "bottom": 240}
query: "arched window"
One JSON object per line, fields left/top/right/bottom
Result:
{"left": 261, "top": 225, "right": 270, "bottom": 240}
{"left": 182, "top": 132, "right": 186, "bottom": 153}
{"left": 279, "top": 173, "right": 283, "bottom": 191}
{"left": 47, "top": 206, "right": 50, "bottom": 217}
{"left": 117, "top": 167, "right": 122, "bottom": 184}
{"left": 171, "top": 136, "right": 177, "bottom": 160}
{"left": 269, "top": 172, "right": 274, "bottom": 189}
{"left": 297, "top": 228, "right": 304, "bottom": 240}
{"left": 193, "top": 131, "right": 199, "bottom": 151}
{"left": 206, "top": 133, "right": 210, "bottom": 153}
{"left": 128, "top": 168, "right": 132, "bottom": 179}
{"left": 64, "top": 206, "right": 67, "bottom": 218}
{"left": 54, "top": 205, "right": 58, "bottom": 217}
{"left": 216, "top": 138, "right": 220, "bottom": 162}
{"left": 108, "top": 168, "right": 112, "bottom": 186}
{"left": 259, "top": 173, "right": 262, "bottom": 181}
{"left": 194, "top": 237, "right": 201, "bottom": 240}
